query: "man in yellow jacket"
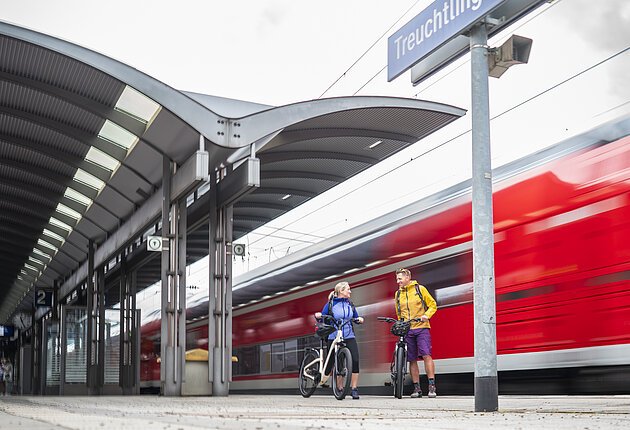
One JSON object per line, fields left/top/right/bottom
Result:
{"left": 394, "top": 268, "right": 438, "bottom": 398}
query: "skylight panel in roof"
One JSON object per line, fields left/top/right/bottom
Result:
{"left": 24, "top": 263, "right": 40, "bottom": 274}
{"left": 99, "top": 120, "right": 139, "bottom": 151}
{"left": 115, "top": 86, "right": 161, "bottom": 125}
{"left": 56, "top": 202, "right": 82, "bottom": 221}
{"left": 49, "top": 216, "right": 73, "bottom": 233}
{"left": 73, "top": 169, "right": 105, "bottom": 192}
{"left": 85, "top": 147, "right": 119, "bottom": 172}
{"left": 32, "top": 248, "right": 52, "bottom": 261}
{"left": 64, "top": 188, "right": 92, "bottom": 206}
{"left": 28, "top": 256, "right": 46, "bottom": 266}
{"left": 37, "top": 238, "right": 58, "bottom": 253}
{"left": 43, "top": 228, "right": 66, "bottom": 243}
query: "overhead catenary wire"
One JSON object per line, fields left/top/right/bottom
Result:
{"left": 246, "top": 45, "right": 630, "bottom": 252}
{"left": 318, "top": 0, "right": 422, "bottom": 99}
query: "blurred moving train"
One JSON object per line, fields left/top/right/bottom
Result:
{"left": 141, "top": 117, "right": 630, "bottom": 394}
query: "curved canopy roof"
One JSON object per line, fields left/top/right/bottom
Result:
{"left": 0, "top": 20, "right": 465, "bottom": 324}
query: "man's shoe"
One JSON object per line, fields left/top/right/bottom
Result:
{"left": 428, "top": 384, "right": 437, "bottom": 398}
{"left": 410, "top": 384, "right": 422, "bottom": 398}
{"left": 351, "top": 388, "right": 360, "bottom": 399}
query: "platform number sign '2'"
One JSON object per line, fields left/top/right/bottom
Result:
{"left": 36, "top": 289, "right": 54, "bottom": 308}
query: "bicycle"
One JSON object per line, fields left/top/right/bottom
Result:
{"left": 377, "top": 316, "right": 423, "bottom": 399}
{"left": 298, "top": 315, "right": 357, "bottom": 400}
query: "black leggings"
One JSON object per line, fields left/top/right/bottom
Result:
{"left": 325, "top": 337, "right": 360, "bottom": 375}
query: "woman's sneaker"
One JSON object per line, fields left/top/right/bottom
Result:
{"left": 351, "top": 388, "right": 360, "bottom": 399}
{"left": 410, "top": 383, "right": 422, "bottom": 398}
{"left": 428, "top": 384, "right": 437, "bottom": 398}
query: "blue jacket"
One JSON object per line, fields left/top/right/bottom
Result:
{"left": 321, "top": 297, "right": 359, "bottom": 340}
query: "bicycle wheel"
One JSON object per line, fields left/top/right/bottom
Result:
{"left": 332, "top": 347, "right": 352, "bottom": 400}
{"left": 394, "top": 345, "right": 406, "bottom": 399}
{"left": 298, "top": 350, "right": 320, "bottom": 398}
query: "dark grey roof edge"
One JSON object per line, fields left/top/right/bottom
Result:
{"left": 234, "top": 95, "right": 466, "bottom": 120}
{"left": 223, "top": 96, "right": 467, "bottom": 148}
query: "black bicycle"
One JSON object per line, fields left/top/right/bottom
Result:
{"left": 377, "top": 316, "right": 423, "bottom": 399}
{"left": 299, "top": 315, "right": 357, "bottom": 400}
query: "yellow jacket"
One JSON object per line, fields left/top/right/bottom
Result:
{"left": 395, "top": 281, "right": 437, "bottom": 330}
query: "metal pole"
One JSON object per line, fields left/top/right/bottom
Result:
{"left": 470, "top": 22, "right": 498, "bottom": 412}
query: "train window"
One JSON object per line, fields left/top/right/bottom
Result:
{"left": 260, "top": 344, "right": 271, "bottom": 374}
{"left": 271, "top": 342, "right": 284, "bottom": 373}
{"left": 408, "top": 252, "right": 473, "bottom": 308}
{"left": 233, "top": 346, "right": 259, "bottom": 375}
{"left": 298, "top": 336, "right": 319, "bottom": 363}
{"left": 284, "top": 339, "right": 298, "bottom": 372}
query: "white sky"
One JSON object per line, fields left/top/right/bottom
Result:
{"left": 3, "top": 0, "right": 630, "bottom": 312}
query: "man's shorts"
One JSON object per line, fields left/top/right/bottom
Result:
{"left": 405, "top": 328, "right": 432, "bottom": 361}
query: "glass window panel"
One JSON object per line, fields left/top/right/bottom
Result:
{"left": 284, "top": 339, "right": 298, "bottom": 372}
{"left": 73, "top": 169, "right": 105, "bottom": 192}
{"left": 43, "top": 228, "right": 66, "bottom": 243}
{"left": 24, "top": 263, "right": 40, "bottom": 273}
{"left": 38, "top": 239, "right": 58, "bottom": 253}
{"left": 28, "top": 255, "right": 46, "bottom": 267}
{"left": 64, "top": 188, "right": 92, "bottom": 206}
{"left": 33, "top": 248, "right": 52, "bottom": 260}
{"left": 46, "top": 322, "right": 60, "bottom": 386}
{"left": 104, "top": 309, "right": 120, "bottom": 385}
{"left": 271, "top": 342, "right": 284, "bottom": 373}
{"left": 259, "top": 344, "right": 271, "bottom": 374}
{"left": 65, "top": 308, "right": 88, "bottom": 384}
{"left": 115, "top": 86, "right": 161, "bottom": 125}
{"left": 85, "top": 147, "right": 119, "bottom": 172}
{"left": 49, "top": 216, "right": 73, "bottom": 233}
{"left": 233, "top": 346, "right": 259, "bottom": 376}
{"left": 99, "top": 120, "right": 138, "bottom": 151}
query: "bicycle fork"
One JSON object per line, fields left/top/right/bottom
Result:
{"left": 391, "top": 342, "right": 407, "bottom": 383}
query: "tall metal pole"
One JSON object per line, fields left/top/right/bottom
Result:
{"left": 470, "top": 22, "right": 498, "bottom": 412}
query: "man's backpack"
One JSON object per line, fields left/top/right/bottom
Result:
{"left": 395, "top": 284, "right": 429, "bottom": 317}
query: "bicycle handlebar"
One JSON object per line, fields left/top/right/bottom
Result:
{"left": 318, "top": 314, "right": 362, "bottom": 326}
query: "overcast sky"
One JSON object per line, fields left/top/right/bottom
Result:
{"left": 3, "top": 0, "right": 630, "bottom": 287}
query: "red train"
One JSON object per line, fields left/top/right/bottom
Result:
{"left": 142, "top": 116, "right": 630, "bottom": 394}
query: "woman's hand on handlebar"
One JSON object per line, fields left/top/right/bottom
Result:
{"left": 314, "top": 312, "right": 322, "bottom": 320}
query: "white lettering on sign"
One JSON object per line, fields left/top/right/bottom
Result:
{"left": 393, "top": 0, "right": 483, "bottom": 60}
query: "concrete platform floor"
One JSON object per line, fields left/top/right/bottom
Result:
{"left": 1, "top": 394, "right": 629, "bottom": 429}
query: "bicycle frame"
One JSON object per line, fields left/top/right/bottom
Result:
{"left": 302, "top": 323, "right": 346, "bottom": 386}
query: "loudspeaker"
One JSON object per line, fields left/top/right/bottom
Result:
{"left": 488, "top": 35, "right": 533, "bottom": 78}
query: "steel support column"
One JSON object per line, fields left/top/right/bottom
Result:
{"left": 470, "top": 22, "right": 498, "bottom": 412}
{"left": 160, "top": 157, "right": 186, "bottom": 396}
{"left": 208, "top": 156, "right": 258, "bottom": 396}
{"left": 209, "top": 197, "right": 233, "bottom": 396}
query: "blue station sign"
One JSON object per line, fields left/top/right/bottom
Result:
{"left": 387, "top": 0, "right": 505, "bottom": 81}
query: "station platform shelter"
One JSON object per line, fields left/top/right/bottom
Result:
{"left": 0, "top": 21, "right": 464, "bottom": 396}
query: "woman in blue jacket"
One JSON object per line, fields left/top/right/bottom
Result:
{"left": 314, "top": 281, "right": 364, "bottom": 399}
